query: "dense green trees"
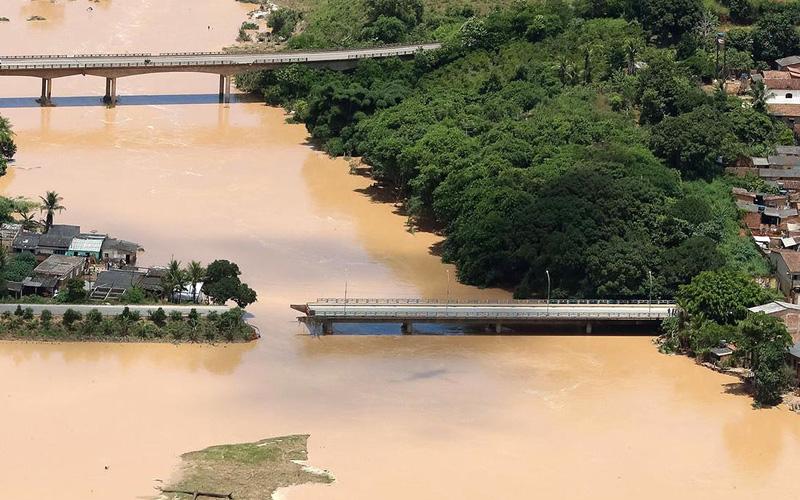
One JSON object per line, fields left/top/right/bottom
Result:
{"left": 239, "top": 1, "right": 795, "bottom": 299}
{"left": 0, "top": 115, "right": 15, "bottom": 176}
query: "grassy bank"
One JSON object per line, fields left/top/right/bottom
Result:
{"left": 160, "top": 435, "right": 333, "bottom": 500}
{"left": 0, "top": 306, "right": 257, "bottom": 343}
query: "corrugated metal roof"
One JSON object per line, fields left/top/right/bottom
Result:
{"left": 68, "top": 236, "right": 105, "bottom": 253}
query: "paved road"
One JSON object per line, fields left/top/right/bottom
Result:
{"left": 0, "top": 44, "right": 442, "bottom": 71}
{"left": 0, "top": 304, "right": 231, "bottom": 316}
{"left": 302, "top": 302, "right": 675, "bottom": 320}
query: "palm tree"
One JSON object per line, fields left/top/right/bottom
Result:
{"left": 39, "top": 191, "right": 65, "bottom": 233}
{"left": 186, "top": 261, "right": 206, "bottom": 303}
{"left": 624, "top": 40, "right": 638, "bottom": 75}
{"left": 162, "top": 259, "right": 188, "bottom": 303}
{"left": 15, "top": 205, "right": 39, "bottom": 231}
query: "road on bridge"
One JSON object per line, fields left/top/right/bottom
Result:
{"left": 297, "top": 301, "right": 676, "bottom": 320}
{"left": 0, "top": 43, "right": 442, "bottom": 70}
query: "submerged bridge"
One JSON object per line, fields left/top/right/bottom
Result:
{"left": 292, "top": 299, "right": 677, "bottom": 335}
{"left": 0, "top": 43, "right": 441, "bottom": 106}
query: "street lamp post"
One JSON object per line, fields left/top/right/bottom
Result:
{"left": 445, "top": 269, "right": 451, "bottom": 316}
{"left": 343, "top": 267, "right": 349, "bottom": 318}
{"left": 648, "top": 270, "right": 653, "bottom": 317}
{"left": 546, "top": 269, "right": 551, "bottom": 316}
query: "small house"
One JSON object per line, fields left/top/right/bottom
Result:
{"left": 0, "top": 223, "right": 21, "bottom": 251}
{"left": 37, "top": 224, "right": 80, "bottom": 256}
{"left": 11, "top": 231, "right": 39, "bottom": 253}
{"left": 709, "top": 345, "right": 735, "bottom": 365}
{"left": 101, "top": 238, "right": 142, "bottom": 266}
{"left": 790, "top": 342, "right": 800, "bottom": 382}
{"left": 27, "top": 254, "right": 86, "bottom": 296}
{"left": 67, "top": 233, "right": 107, "bottom": 260}
{"left": 770, "top": 251, "right": 800, "bottom": 299}
{"left": 90, "top": 268, "right": 146, "bottom": 300}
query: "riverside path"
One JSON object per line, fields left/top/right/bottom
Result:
{"left": 0, "top": 43, "right": 442, "bottom": 105}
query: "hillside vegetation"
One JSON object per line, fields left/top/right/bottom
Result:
{"left": 238, "top": 0, "right": 799, "bottom": 299}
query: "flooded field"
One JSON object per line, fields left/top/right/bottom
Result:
{"left": 0, "top": 1, "right": 799, "bottom": 499}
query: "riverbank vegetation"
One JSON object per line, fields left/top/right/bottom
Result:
{"left": 238, "top": 0, "right": 793, "bottom": 300}
{"left": 660, "top": 270, "right": 795, "bottom": 406}
{"left": 0, "top": 115, "right": 16, "bottom": 176}
{"left": 160, "top": 435, "right": 333, "bottom": 500}
{"left": 0, "top": 305, "right": 257, "bottom": 343}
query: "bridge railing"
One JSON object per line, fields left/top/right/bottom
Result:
{"left": 308, "top": 311, "right": 673, "bottom": 320}
{"left": 0, "top": 42, "right": 441, "bottom": 64}
{"left": 312, "top": 298, "right": 676, "bottom": 306}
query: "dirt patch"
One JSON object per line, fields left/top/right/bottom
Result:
{"left": 158, "top": 435, "right": 333, "bottom": 500}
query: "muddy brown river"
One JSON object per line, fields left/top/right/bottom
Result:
{"left": 0, "top": 1, "right": 798, "bottom": 499}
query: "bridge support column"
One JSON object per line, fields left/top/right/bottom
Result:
{"left": 585, "top": 322, "right": 593, "bottom": 334}
{"left": 219, "top": 75, "right": 232, "bottom": 104}
{"left": 321, "top": 321, "right": 332, "bottom": 335}
{"left": 103, "top": 78, "right": 118, "bottom": 107}
{"left": 401, "top": 321, "right": 413, "bottom": 335}
{"left": 39, "top": 78, "right": 52, "bottom": 106}
{"left": 495, "top": 322, "right": 503, "bottom": 334}
{"left": 103, "top": 77, "right": 117, "bottom": 106}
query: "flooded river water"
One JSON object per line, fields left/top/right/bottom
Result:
{"left": 0, "top": 1, "right": 799, "bottom": 499}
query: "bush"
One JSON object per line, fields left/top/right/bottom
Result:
{"left": 22, "top": 308, "right": 34, "bottom": 321}
{"left": 148, "top": 307, "right": 167, "bottom": 327}
{"left": 62, "top": 309, "right": 82, "bottom": 327}
{"left": 86, "top": 309, "right": 103, "bottom": 325}
{"left": 14, "top": 305, "right": 22, "bottom": 316}
{"left": 123, "top": 287, "right": 146, "bottom": 304}
{"left": 169, "top": 310, "right": 183, "bottom": 322}
{"left": 40, "top": 309, "right": 52, "bottom": 326}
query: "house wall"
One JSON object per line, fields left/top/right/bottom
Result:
{"left": 772, "top": 254, "right": 795, "bottom": 296}
{"left": 767, "top": 89, "right": 800, "bottom": 104}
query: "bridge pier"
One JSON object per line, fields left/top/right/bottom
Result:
{"left": 38, "top": 78, "right": 52, "bottom": 106}
{"left": 585, "top": 321, "right": 593, "bottom": 334}
{"left": 401, "top": 321, "right": 413, "bottom": 335}
{"left": 321, "top": 320, "right": 332, "bottom": 335}
{"left": 219, "top": 75, "right": 232, "bottom": 104}
{"left": 103, "top": 77, "right": 118, "bottom": 106}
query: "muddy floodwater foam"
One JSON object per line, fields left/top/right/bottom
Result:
{"left": 0, "top": 1, "right": 799, "bottom": 499}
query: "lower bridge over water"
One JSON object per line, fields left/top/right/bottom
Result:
{"left": 291, "top": 299, "right": 677, "bottom": 335}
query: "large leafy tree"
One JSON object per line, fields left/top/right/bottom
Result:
{"left": 676, "top": 270, "right": 775, "bottom": 325}
{"left": 627, "top": 0, "right": 704, "bottom": 44}
{"left": 752, "top": 13, "right": 800, "bottom": 64}
{"left": 203, "top": 260, "right": 258, "bottom": 308}
{"left": 737, "top": 313, "right": 793, "bottom": 406}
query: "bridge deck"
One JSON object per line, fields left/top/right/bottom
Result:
{"left": 0, "top": 44, "right": 441, "bottom": 73}
{"left": 294, "top": 299, "right": 676, "bottom": 322}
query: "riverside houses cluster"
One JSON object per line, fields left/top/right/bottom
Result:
{"left": 1, "top": 222, "right": 141, "bottom": 298}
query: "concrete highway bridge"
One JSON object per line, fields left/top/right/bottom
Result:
{"left": 0, "top": 43, "right": 441, "bottom": 106}
{"left": 292, "top": 298, "right": 677, "bottom": 335}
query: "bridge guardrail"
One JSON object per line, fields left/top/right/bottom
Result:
{"left": 308, "top": 311, "right": 673, "bottom": 320}
{"left": 0, "top": 43, "right": 441, "bottom": 69}
{"left": 312, "top": 298, "right": 676, "bottom": 306}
